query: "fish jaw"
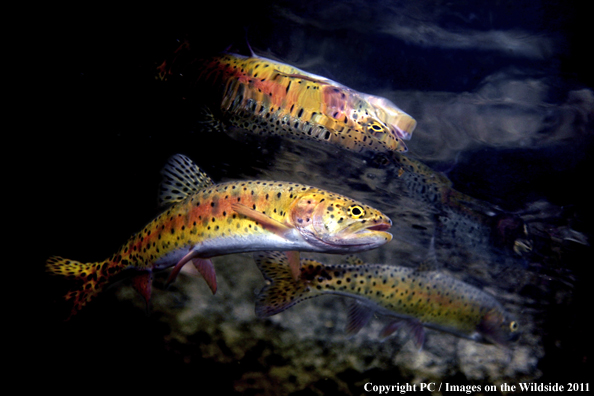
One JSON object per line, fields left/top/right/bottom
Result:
{"left": 391, "top": 114, "right": 417, "bottom": 142}
{"left": 288, "top": 192, "right": 393, "bottom": 253}
{"left": 319, "top": 222, "right": 393, "bottom": 251}
{"left": 298, "top": 225, "right": 393, "bottom": 252}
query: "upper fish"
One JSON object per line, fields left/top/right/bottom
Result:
{"left": 254, "top": 251, "right": 520, "bottom": 347}
{"left": 161, "top": 49, "right": 416, "bottom": 153}
{"left": 46, "top": 154, "right": 392, "bottom": 319}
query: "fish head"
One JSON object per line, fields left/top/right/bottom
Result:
{"left": 288, "top": 191, "right": 392, "bottom": 252}
{"left": 363, "top": 96, "right": 417, "bottom": 152}
{"left": 477, "top": 308, "right": 521, "bottom": 346}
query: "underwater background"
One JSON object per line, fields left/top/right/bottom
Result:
{"left": 36, "top": 1, "right": 591, "bottom": 394}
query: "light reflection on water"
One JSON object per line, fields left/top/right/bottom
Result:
{"left": 39, "top": 0, "right": 592, "bottom": 392}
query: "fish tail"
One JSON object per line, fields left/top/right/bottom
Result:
{"left": 46, "top": 256, "right": 113, "bottom": 319}
{"left": 254, "top": 251, "right": 322, "bottom": 318}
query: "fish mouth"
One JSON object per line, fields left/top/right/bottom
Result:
{"left": 352, "top": 220, "right": 392, "bottom": 235}
{"left": 364, "top": 223, "right": 391, "bottom": 232}
{"left": 329, "top": 221, "right": 393, "bottom": 247}
{"left": 310, "top": 227, "right": 392, "bottom": 251}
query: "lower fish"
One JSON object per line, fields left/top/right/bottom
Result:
{"left": 254, "top": 251, "right": 520, "bottom": 347}
{"left": 46, "top": 154, "right": 392, "bottom": 319}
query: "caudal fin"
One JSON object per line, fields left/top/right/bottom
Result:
{"left": 46, "top": 256, "right": 111, "bottom": 319}
{"left": 253, "top": 251, "right": 322, "bottom": 318}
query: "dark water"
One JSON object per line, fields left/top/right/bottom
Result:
{"left": 36, "top": 1, "right": 592, "bottom": 393}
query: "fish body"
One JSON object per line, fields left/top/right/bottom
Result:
{"left": 171, "top": 51, "right": 416, "bottom": 153}
{"left": 255, "top": 252, "right": 520, "bottom": 347}
{"left": 389, "top": 152, "right": 454, "bottom": 205}
{"left": 387, "top": 152, "right": 526, "bottom": 252}
{"left": 46, "top": 154, "right": 392, "bottom": 318}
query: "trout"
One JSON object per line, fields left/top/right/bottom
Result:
{"left": 161, "top": 49, "right": 416, "bottom": 153}
{"left": 46, "top": 154, "right": 392, "bottom": 318}
{"left": 255, "top": 251, "right": 520, "bottom": 347}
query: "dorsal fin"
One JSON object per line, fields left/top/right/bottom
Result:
{"left": 345, "top": 255, "right": 365, "bottom": 266}
{"left": 158, "top": 154, "right": 214, "bottom": 207}
{"left": 253, "top": 251, "right": 315, "bottom": 318}
{"left": 416, "top": 236, "right": 439, "bottom": 272}
{"left": 223, "top": 30, "right": 255, "bottom": 58}
{"left": 244, "top": 29, "right": 255, "bottom": 57}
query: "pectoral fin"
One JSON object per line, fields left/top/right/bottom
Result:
{"left": 231, "top": 204, "right": 302, "bottom": 281}
{"left": 231, "top": 203, "right": 293, "bottom": 237}
{"left": 284, "top": 250, "right": 301, "bottom": 281}
{"left": 274, "top": 70, "right": 329, "bottom": 85}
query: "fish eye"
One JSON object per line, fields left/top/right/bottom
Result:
{"left": 348, "top": 205, "right": 365, "bottom": 219}
{"left": 367, "top": 122, "right": 395, "bottom": 144}
{"left": 509, "top": 321, "right": 519, "bottom": 332}
{"left": 367, "top": 121, "right": 388, "bottom": 138}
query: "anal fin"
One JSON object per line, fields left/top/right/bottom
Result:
{"left": 131, "top": 271, "right": 153, "bottom": 313}
{"left": 380, "top": 318, "right": 426, "bottom": 350}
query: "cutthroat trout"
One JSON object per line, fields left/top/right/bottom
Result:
{"left": 255, "top": 252, "right": 520, "bottom": 347}
{"left": 160, "top": 48, "right": 416, "bottom": 153}
{"left": 46, "top": 154, "right": 392, "bottom": 318}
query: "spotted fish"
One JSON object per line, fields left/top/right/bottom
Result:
{"left": 254, "top": 251, "right": 520, "bottom": 347}
{"left": 385, "top": 152, "right": 528, "bottom": 253}
{"left": 162, "top": 49, "right": 416, "bottom": 153}
{"left": 46, "top": 154, "right": 392, "bottom": 318}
